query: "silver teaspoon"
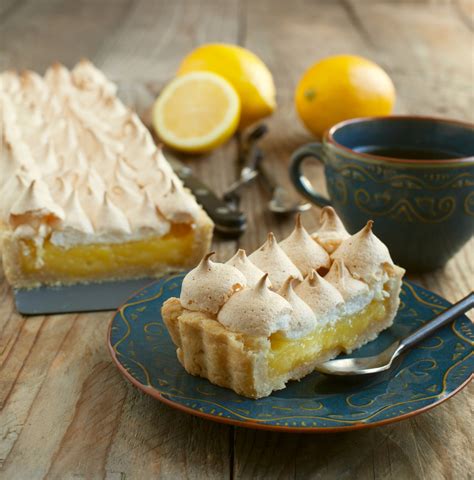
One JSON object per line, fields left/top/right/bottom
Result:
{"left": 315, "top": 291, "right": 474, "bottom": 376}
{"left": 258, "top": 159, "right": 311, "bottom": 214}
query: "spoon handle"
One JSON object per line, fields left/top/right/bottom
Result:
{"left": 398, "top": 291, "right": 474, "bottom": 354}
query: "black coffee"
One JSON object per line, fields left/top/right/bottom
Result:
{"left": 354, "top": 145, "right": 462, "bottom": 160}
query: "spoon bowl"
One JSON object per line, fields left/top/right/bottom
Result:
{"left": 315, "top": 292, "right": 473, "bottom": 377}
{"left": 315, "top": 341, "right": 401, "bottom": 376}
{"left": 268, "top": 186, "right": 311, "bottom": 214}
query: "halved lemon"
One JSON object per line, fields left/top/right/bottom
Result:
{"left": 152, "top": 71, "right": 241, "bottom": 153}
{"left": 178, "top": 44, "right": 276, "bottom": 129}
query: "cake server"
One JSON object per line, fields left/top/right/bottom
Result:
{"left": 314, "top": 292, "right": 474, "bottom": 376}
{"left": 14, "top": 278, "right": 159, "bottom": 315}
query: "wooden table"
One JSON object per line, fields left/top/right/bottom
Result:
{"left": 1, "top": 1, "right": 473, "bottom": 478}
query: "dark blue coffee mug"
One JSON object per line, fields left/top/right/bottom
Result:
{"left": 290, "top": 116, "right": 474, "bottom": 272}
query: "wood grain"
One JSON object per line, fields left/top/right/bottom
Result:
{"left": 0, "top": 1, "right": 473, "bottom": 479}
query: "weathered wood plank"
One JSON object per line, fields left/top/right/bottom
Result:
{"left": 0, "top": 0, "right": 135, "bottom": 72}
{"left": 98, "top": 0, "right": 241, "bottom": 82}
{"left": 233, "top": 385, "right": 473, "bottom": 480}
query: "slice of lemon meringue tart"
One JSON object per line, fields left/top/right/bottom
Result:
{"left": 162, "top": 210, "right": 404, "bottom": 399}
{"left": 0, "top": 60, "right": 213, "bottom": 288}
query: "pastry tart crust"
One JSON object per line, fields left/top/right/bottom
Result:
{"left": 162, "top": 266, "right": 403, "bottom": 399}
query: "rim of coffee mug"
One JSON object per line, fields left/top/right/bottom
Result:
{"left": 325, "top": 115, "right": 474, "bottom": 166}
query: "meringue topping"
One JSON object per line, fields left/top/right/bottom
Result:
{"left": 295, "top": 270, "right": 344, "bottom": 324}
{"left": 278, "top": 277, "right": 316, "bottom": 339}
{"left": 10, "top": 179, "right": 64, "bottom": 226}
{"left": 325, "top": 259, "right": 373, "bottom": 315}
{"left": 226, "top": 249, "right": 267, "bottom": 287}
{"left": 180, "top": 253, "right": 247, "bottom": 315}
{"left": 312, "top": 206, "right": 350, "bottom": 253}
{"left": 331, "top": 221, "right": 394, "bottom": 284}
{"left": 0, "top": 61, "right": 204, "bottom": 248}
{"left": 147, "top": 178, "right": 200, "bottom": 224}
{"left": 279, "top": 214, "right": 330, "bottom": 275}
{"left": 249, "top": 233, "right": 302, "bottom": 290}
{"left": 129, "top": 190, "right": 170, "bottom": 236}
{"left": 217, "top": 274, "right": 292, "bottom": 337}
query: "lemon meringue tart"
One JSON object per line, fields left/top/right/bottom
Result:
{"left": 0, "top": 61, "right": 213, "bottom": 288}
{"left": 162, "top": 210, "right": 404, "bottom": 399}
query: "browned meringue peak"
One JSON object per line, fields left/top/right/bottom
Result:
{"left": 76, "top": 122, "right": 117, "bottom": 159}
{"left": 129, "top": 190, "right": 170, "bottom": 235}
{"left": 128, "top": 146, "right": 174, "bottom": 180}
{"left": 135, "top": 152, "right": 173, "bottom": 187}
{"left": 76, "top": 167, "right": 107, "bottom": 197}
{"left": 114, "top": 156, "right": 139, "bottom": 182}
{"left": 135, "top": 164, "right": 166, "bottom": 188}
{"left": 295, "top": 270, "right": 344, "bottom": 324}
{"left": 312, "top": 206, "right": 350, "bottom": 254}
{"left": 248, "top": 232, "right": 303, "bottom": 291}
{"left": 279, "top": 214, "right": 330, "bottom": 276}
{"left": 53, "top": 117, "right": 80, "bottom": 153}
{"left": 324, "top": 259, "right": 373, "bottom": 315}
{"left": 147, "top": 178, "right": 200, "bottom": 224}
{"left": 61, "top": 190, "right": 94, "bottom": 234}
{"left": 217, "top": 274, "right": 293, "bottom": 337}
{"left": 71, "top": 59, "right": 117, "bottom": 97}
{"left": 92, "top": 193, "right": 131, "bottom": 235}
{"left": 123, "top": 126, "right": 157, "bottom": 160}
{"left": 331, "top": 220, "right": 394, "bottom": 284}
{"left": 180, "top": 252, "right": 247, "bottom": 315}
{"left": 0, "top": 133, "right": 40, "bottom": 179}
{"left": 40, "top": 143, "right": 60, "bottom": 174}
{"left": 153, "top": 149, "right": 175, "bottom": 177}
{"left": 325, "top": 258, "right": 369, "bottom": 299}
{"left": 44, "top": 63, "right": 74, "bottom": 96}
{"left": 120, "top": 112, "right": 154, "bottom": 145}
{"left": 9, "top": 179, "right": 65, "bottom": 227}
{"left": 0, "top": 70, "right": 21, "bottom": 93}
{"left": 109, "top": 172, "right": 143, "bottom": 212}
{"left": 278, "top": 277, "right": 316, "bottom": 339}
{"left": 226, "top": 249, "right": 267, "bottom": 287}
{"left": 0, "top": 174, "right": 33, "bottom": 221}
{"left": 47, "top": 175, "right": 74, "bottom": 206}
{"left": 20, "top": 70, "right": 50, "bottom": 103}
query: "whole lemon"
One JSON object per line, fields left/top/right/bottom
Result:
{"left": 178, "top": 43, "right": 276, "bottom": 129}
{"left": 295, "top": 55, "right": 395, "bottom": 137}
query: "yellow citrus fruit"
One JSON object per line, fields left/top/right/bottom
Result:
{"left": 152, "top": 71, "right": 240, "bottom": 154}
{"left": 177, "top": 43, "right": 276, "bottom": 129}
{"left": 295, "top": 55, "right": 395, "bottom": 137}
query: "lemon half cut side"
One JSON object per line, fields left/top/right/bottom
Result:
{"left": 152, "top": 71, "right": 241, "bottom": 153}
{"left": 178, "top": 43, "right": 276, "bottom": 129}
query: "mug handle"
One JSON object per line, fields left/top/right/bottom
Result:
{"left": 289, "top": 142, "right": 332, "bottom": 207}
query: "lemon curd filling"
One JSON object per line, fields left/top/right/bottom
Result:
{"left": 19, "top": 223, "right": 195, "bottom": 279}
{"left": 268, "top": 299, "right": 388, "bottom": 376}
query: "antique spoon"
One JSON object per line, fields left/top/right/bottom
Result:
{"left": 315, "top": 291, "right": 474, "bottom": 376}
{"left": 258, "top": 159, "right": 311, "bottom": 214}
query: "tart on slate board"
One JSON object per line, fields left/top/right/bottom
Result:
{"left": 0, "top": 60, "right": 213, "bottom": 289}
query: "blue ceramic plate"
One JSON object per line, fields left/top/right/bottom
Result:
{"left": 108, "top": 273, "right": 473, "bottom": 432}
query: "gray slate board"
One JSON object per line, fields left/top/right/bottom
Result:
{"left": 14, "top": 278, "right": 157, "bottom": 315}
